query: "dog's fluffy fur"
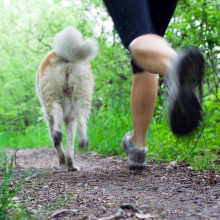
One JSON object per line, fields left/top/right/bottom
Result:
{"left": 36, "top": 27, "right": 98, "bottom": 171}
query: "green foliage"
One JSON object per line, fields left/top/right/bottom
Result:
{"left": 0, "top": 109, "right": 17, "bottom": 131}
{"left": 88, "top": 101, "right": 132, "bottom": 156}
{"left": 0, "top": 0, "right": 219, "bottom": 172}
{"left": 167, "top": 0, "right": 220, "bottom": 97}
{"left": 0, "top": 124, "right": 52, "bottom": 149}
{"left": 0, "top": 152, "right": 33, "bottom": 220}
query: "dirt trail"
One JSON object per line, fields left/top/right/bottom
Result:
{"left": 6, "top": 148, "right": 220, "bottom": 220}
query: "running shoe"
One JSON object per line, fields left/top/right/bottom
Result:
{"left": 121, "top": 131, "right": 147, "bottom": 170}
{"left": 167, "top": 48, "right": 205, "bottom": 135}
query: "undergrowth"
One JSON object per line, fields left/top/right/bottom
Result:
{"left": 0, "top": 152, "right": 34, "bottom": 220}
{"left": 0, "top": 95, "right": 219, "bottom": 172}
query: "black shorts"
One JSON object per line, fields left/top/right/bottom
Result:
{"left": 103, "top": 0, "right": 178, "bottom": 73}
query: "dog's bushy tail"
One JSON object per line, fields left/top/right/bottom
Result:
{"left": 54, "top": 26, "right": 98, "bottom": 62}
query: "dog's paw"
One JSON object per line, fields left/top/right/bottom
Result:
{"left": 67, "top": 165, "right": 80, "bottom": 172}
{"left": 66, "top": 156, "right": 79, "bottom": 172}
{"left": 79, "top": 139, "right": 89, "bottom": 149}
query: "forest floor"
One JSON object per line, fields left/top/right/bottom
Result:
{"left": 6, "top": 148, "right": 220, "bottom": 220}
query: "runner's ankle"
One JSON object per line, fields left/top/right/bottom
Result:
{"left": 131, "top": 137, "right": 145, "bottom": 148}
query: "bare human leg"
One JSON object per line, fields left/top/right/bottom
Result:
{"left": 129, "top": 34, "right": 178, "bottom": 77}
{"left": 129, "top": 34, "right": 204, "bottom": 136}
{"left": 129, "top": 34, "right": 177, "bottom": 148}
{"left": 131, "top": 71, "right": 158, "bottom": 148}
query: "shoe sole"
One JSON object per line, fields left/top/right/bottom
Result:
{"left": 170, "top": 50, "right": 204, "bottom": 135}
{"left": 170, "top": 86, "right": 202, "bottom": 134}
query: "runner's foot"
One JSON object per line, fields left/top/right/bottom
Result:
{"left": 121, "top": 132, "right": 147, "bottom": 170}
{"left": 167, "top": 48, "right": 205, "bottom": 135}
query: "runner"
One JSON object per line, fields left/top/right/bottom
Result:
{"left": 103, "top": 0, "right": 205, "bottom": 169}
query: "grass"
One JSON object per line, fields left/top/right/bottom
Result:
{"left": 87, "top": 102, "right": 132, "bottom": 156}
{"left": 0, "top": 123, "right": 52, "bottom": 149}
{"left": 87, "top": 98, "right": 220, "bottom": 172}
{"left": 0, "top": 104, "right": 219, "bottom": 220}
{"left": 146, "top": 99, "right": 220, "bottom": 172}
{"left": 0, "top": 98, "right": 219, "bottom": 172}
{"left": 0, "top": 151, "right": 34, "bottom": 220}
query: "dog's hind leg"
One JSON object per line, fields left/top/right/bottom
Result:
{"left": 47, "top": 103, "right": 65, "bottom": 166}
{"left": 77, "top": 115, "right": 89, "bottom": 150}
{"left": 65, "top": 117, "right": 79, "bottom": 171}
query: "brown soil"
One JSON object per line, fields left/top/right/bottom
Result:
{"left": 6, "top": 148, "right": 220, "bottom": 220}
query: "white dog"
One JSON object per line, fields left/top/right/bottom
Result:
{"left": 36, "top": 27, "right": 98, "bottom": 171}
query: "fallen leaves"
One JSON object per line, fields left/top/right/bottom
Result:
{"left": 98, "top": 208, "right": 156, "bottom": 220}
{"left": 97, "top": 208, "right": 124, "bottom": 220}
{"left": 136, "top": 213, "right": 155, "bottom": 219}
{"left": 120, "top": 203, "right": 138, "bottom": 212}
{"left": 208, "top": 170, "right": 217, "bottom": 185}
{"left": 6, "top": 148, "right": 220, "bottom": 220}
{"left": 11, "top": 197, "right": 20, "bottom": 203}
{"left": 51, "top": 209, "right": 78, "bottom": 218}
